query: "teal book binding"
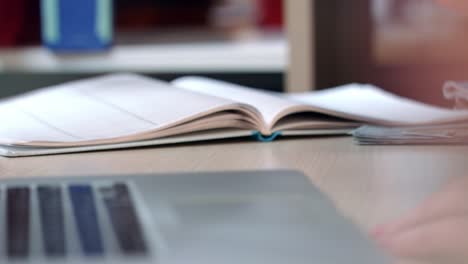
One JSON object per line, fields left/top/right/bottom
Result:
{"left": 252, "top": 131, "right": 282, "bottom": 142}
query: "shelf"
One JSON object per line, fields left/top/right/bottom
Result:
{"left": 0, "top": 37, "right": 287, "bottom": 74}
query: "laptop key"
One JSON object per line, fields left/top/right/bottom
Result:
{"left": 6, "top": 187, "right": 30, "bottom": 259}
{"left": 69, "top": 185, "right": 104, "bottom": 256}
{"left": 100, "top": 183, "right": 148, "bottom": 255}
{"left": 38, "top": 186, "right": 66, "bottom": 257}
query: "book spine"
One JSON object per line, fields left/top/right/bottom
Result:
{"left": 251, "top": 131, "right": 282, "bottom": 142}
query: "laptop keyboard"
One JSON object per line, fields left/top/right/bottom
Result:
{"left": 1, "top": 182, "right": 153, "bottom": 262}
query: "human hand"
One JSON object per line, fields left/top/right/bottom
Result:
{"left": 371, "top": 176, "right": 468, "bottom": 263}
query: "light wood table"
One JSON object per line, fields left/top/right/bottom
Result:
{"left": 1, "top": 137, "right": 467, "bottom": 263}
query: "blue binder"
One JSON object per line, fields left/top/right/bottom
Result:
{"left": 41, "top": 0, "right": 113, "bottom": 52}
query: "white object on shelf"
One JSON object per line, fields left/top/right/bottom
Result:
{"left": 0, "top": 38, "right": 286, "bottom": 74}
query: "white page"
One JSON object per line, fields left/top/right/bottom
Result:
{"left": 0, "top": 74, "right": 241, "bottom": 144}
{"left": 287, "top": 84, "right": 468, "bottom": 126}
{"left": 0, "top": 103, "right": 78, "bottom": 144}
{"left": 172, "top": 76, "right": 300, "bottom": 127}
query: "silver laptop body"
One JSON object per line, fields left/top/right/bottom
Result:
{"left": 0, "top": 170, "right": 387, "bottom": 264}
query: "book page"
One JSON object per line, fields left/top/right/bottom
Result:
{"left": 173, "top": 77, "right": 468, "bottom": 129}
{"left": 0, "top": 74, "right": 254, "bottom": 145}
{"left": 172, "top": 76, "right": 302, "bottom": 131}
{"left": 286, "top": 84, "right": 468, "bottom": 126}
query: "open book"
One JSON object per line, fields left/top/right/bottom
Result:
{"left": 2, "top": 73, "right": 468, "bottom": 157}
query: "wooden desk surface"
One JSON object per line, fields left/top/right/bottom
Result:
{"left": 1, "top": 137, "right": 466, "bottom": 263}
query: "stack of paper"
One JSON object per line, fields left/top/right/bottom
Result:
{"left": 352, "top": 124, "right": 468, "bottom": 145}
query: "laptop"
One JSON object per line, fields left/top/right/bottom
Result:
{"left": 0, "top": 170, "right": 388, "bottom": 264}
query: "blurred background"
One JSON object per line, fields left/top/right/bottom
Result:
{"left": 0, "top": 0, "right": 285, "bottom": 97}
{"left": 316, "top": 0, "right": 468, "bottom": 106}
{"left": 373, "top": 0, "right": 468, "bottom": 65}
{"left": 373, "top": 0, "right": 468, "bottom": 105}
{"left": 1, "top": 0, "right": 468, "bottom": 106}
